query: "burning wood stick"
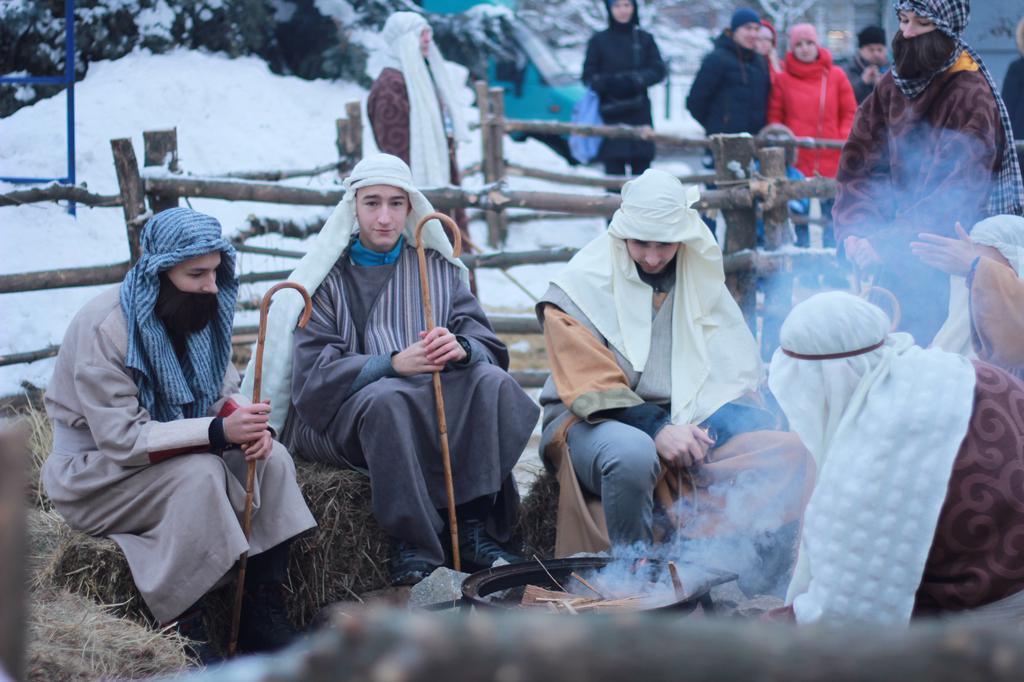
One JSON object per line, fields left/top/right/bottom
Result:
{"left": 668, "top": 561, "right": 686, "bottom": 601}
{"left": 570, "top": 572, "right": 607, "bottom": 600}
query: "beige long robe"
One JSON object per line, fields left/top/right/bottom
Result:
{"left": 970, "top": 258, "right": 1024, "bottom": 374}
{"left": 42, "top": 287, "right": 316, "bottom": 623}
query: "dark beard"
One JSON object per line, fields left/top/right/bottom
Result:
{"left": 155, "top": 273, "right": 220, "bottom": 358}
{"left": 891, "top": 30, "right": 957, "bottom": 80}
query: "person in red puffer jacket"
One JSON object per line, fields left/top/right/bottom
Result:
{"left": 768, "top": 23, "right": 857, "bottom": 246}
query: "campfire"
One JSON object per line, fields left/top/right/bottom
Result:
{"left": 462, "top": 556, "right": 736, "bottom": 615}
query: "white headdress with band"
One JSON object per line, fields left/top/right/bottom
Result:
{"left": 769, "top": 291, "right": 975, "bottom": 625}
{"left": 242, "top": 153, "right": 467, "bottom": 432}
{"left": 932, "top": 215, "right": 1024, "bottom": 356}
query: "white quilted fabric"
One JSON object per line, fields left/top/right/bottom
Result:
{"left": 770, "top": 292, "right": 976, "bottom": 625}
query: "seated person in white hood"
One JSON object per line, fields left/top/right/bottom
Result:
{"left": 537, "top": 169, "right": 814, "bottom": 593}
{"left": 914, "top": 215, "right": 1024, "bottom": 377}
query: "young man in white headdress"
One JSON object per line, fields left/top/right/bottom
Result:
{"left": 770, "top": 291, "right": 1024, "bottom": 625}
{"left": 536, "top": 169, "right": 814, "bottom": 593}
{"left": 245, "top": 154, "right": 539, "bottom": 586}
{"left": 913, "top": 215, "right": 1024, "bottom": 377}
{"left": 367, "top": 12, "right": 470, "bottom": 241}
{"left": 42, "top": 208, "right": 316, "bottom": 662}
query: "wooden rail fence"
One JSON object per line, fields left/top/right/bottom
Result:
{"left": 3, "top": 84, "right": 853, "bottom": 372}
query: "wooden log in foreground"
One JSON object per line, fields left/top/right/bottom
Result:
{"left": 0, "top": 423, "right": 28, "bottom": 682}
{"left": 168, "top": 609, "right": 1024, "bottom": 682}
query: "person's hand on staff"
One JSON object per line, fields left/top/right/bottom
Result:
{"left": 391, "top": 327, "right": 466, "bottom": 376}
{"left": 242, "top": 430, "right": 274, "bottom": 461}
{"left": 655, "top": 424, "right": 715, "bottom": 470}
{"left": 224, "top": 400, "right": 271, "bottom": 444}
{"left": 421, "top": 326, "right": 467, "bottom": 365}
{"left": 844, "top": 235, "right": 881, "bottom": 269}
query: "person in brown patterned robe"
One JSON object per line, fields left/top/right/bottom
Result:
{"left": 770, "top": 291, "right": 1024, "bottom": 624}
{"left": 914, "top": 360, "right": 1024, "bottom": 616}
{"left": 833, "top": 7, "right": 1014, "bottom": 346}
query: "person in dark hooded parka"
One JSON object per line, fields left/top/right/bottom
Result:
{"left": 686, "top": 8, "right": 772, "bottom": 138}
{"left": 582, "top": 0, "right": 666, "bottom": 179}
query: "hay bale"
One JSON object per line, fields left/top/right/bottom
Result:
{"left": 286, "top": 460, "right": 390, "bottom": 625}
{"left": 516, "top": 467, "right": 559, "bottom": 558}
{"left": 36, "top": 458, "right": 391, "bottom": 631}
{"left": 26, "top": 588, "right": 192, "bottom": 681}
{"left": 17, "top": 405, "right": 52, "bottom": 511}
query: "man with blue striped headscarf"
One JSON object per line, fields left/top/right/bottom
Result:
{"left": 41, "top": 208, "right": 315, "bottom": 664}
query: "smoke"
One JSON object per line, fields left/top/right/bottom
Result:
{"left": 582, "top": 466, "right": 800, "bottom": 605}
{"left": 757, "top": 123, "right": 1000, "bottom": 355}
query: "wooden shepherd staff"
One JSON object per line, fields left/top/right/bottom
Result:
{"left": 414, "top": 212, "right": 463, "bottom": 571}
{"left": 227, "top": 281, "right": 312, "bottom": 658}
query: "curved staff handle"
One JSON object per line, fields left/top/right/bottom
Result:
{"left": 228, "top": 281, "right": 312, "bottom": 658}
{"left": 413, "top": 212, "right": 463, "bottom": 571}
{"left": 853, "top": 264, "right": 901, "bottom": 333}
{"left": 414, "top": 212, "right": 463, "bottom": 331}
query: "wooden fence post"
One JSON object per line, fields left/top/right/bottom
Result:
{"left": 487, "top": 87, "right": 509, "bottom": 246}
{"left": 475, "top": 81, "right": 502, "bottom": 247}
{"left": 336, "top": 100, "right": 363, "bottom": 167}
{"left": 0, "top": 423, "right": 28, "bottom": 682}
{"left": 757, "top": 146, "right": 793, "bottom": 359}
{"left": 111, "top": 138, "right": 147, "bottom": 264}
{"left": 711, "top": 134, "right": 758, "bottom": 328}
{"left": 142, "top": 128, "right": 180, "bottom": 214}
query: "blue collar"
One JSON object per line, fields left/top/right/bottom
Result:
{"left": 350, "top": 235, "right": 404, "bottom": 266}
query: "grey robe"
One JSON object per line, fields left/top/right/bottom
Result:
{"left": 41, "top": 286, "right": 316, "bottom": 623}
{"left": 285, "top": 245, "right": 539, "bottom": 565}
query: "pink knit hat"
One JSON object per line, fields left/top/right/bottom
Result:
{"left": 788, "top": 23, "right": 819, "bottom": 46}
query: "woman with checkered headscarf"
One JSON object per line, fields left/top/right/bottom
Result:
{"left": 833, "top": 0, "right": 1024, "bottom": 348}
{"left": 41, "top": 208, "right": 315, "bottom": 663}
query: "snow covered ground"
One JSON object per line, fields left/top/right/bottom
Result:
{"left": 0, "top": 47, "right": 696, "bottom": 398}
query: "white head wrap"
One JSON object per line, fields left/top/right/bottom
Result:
{"left": 378, "top": 12, "right": 469, "bottom": 188}
{"left": 769, "top": 292, "right": 976, "bottom": 625}
{"left": 932, "top": 215, "right": 1024, "bottom": 356}
{"left": 551, "top": 168, "right": 761, "bottom": 425}
{"left": 242, "top": 153, "right": 467, "bottom": 432}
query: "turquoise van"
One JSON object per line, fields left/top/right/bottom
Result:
{"left": 423, "top": 0, "right": 585, "bottom": 160}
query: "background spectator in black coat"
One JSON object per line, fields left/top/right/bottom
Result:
{"left": 840, "top": 26, "right": 889, "bottom": 104}
{"left": 582, "top": 0, "right": 666, "bottom": 179}
{"left": 1003, "top": 18, "right": 1024, "bottom": 168}
{"left": 686, "top": 8, "right": 771, "bottom": 141}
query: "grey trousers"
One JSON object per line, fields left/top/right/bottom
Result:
{"left": 567, "top": 420, "right": 661, "bottom": 547}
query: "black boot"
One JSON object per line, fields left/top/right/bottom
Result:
{"left": 388, "top": 537, "right": 439, "bottom": 586}
{"left": 237, "top": 583, "right": 297, "bottom": 654}
{"left": 172, "top": 607, "right": 221, "bottom": 666}
{"left": 458, "top": 517, "right": 522, "bottom": 569}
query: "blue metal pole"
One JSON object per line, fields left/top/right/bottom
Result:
{"left": 65, "top": 0, "right": 76, "bottom": 216}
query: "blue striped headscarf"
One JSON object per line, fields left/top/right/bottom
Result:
{"left": 120, "top": 208, "right": 238, "bottom": 422}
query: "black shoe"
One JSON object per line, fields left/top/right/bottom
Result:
{"left": 237, "top": 583, "right": 297, "bottom": 654}
{"left": 389, "top": 539, "right": 438, "bottom": 586}
{"left": 172, "top": 608, "right": 221, "bottom": 666}
{"left": 458, "top": 517, "right": 523, "bottom": 568}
